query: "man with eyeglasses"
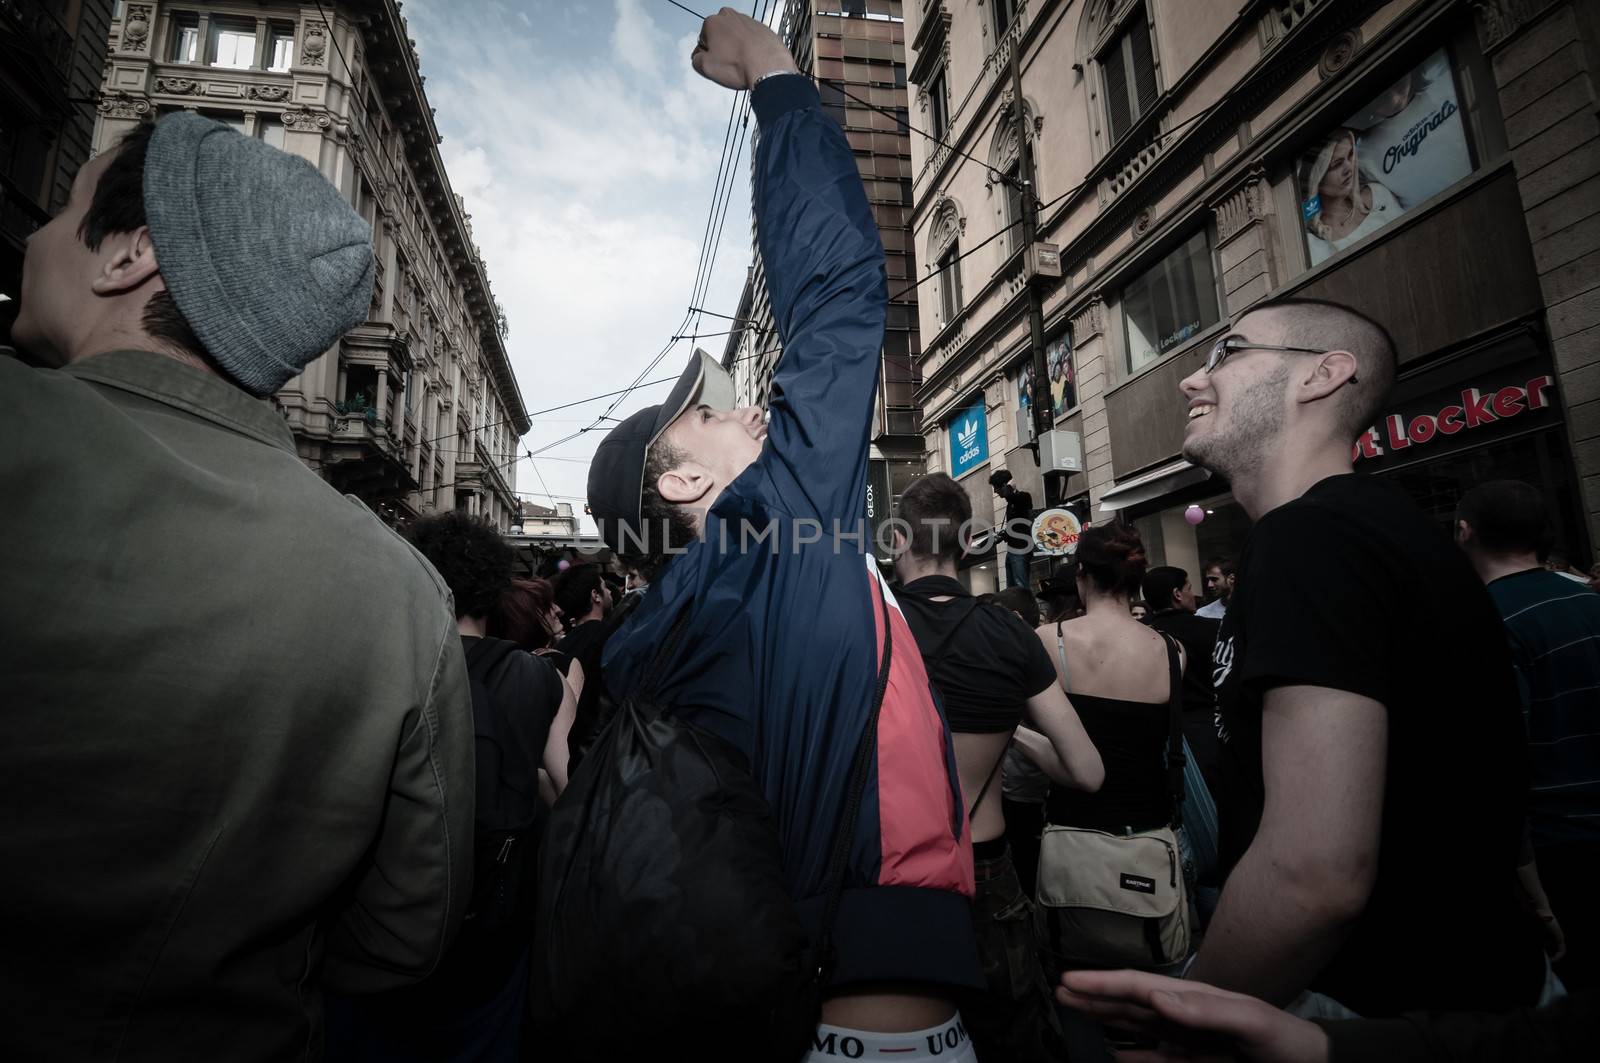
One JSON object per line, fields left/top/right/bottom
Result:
{"left": 1176, "top": 297, "right": 1547, "bottom": 1018}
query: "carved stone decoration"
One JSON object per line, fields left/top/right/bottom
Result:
{"left": 303, "top": 22, "right": 329, "bottom": 67}
{"left": 1212, "top": 168, "right": 1272, "bottom": 243}
{"left": 989, "top": 97, "right": 1040, "bottom": 184}
{"left": 247, "top": 84, "right": 292, "bottom": 103}
{"left": 1108, "top": 140, "right": 1163, "bottom": 198}
{"left": 155, "top": 77, "right": 200, "bottom": 95}
{"left": 1317, "top": 31, "right": 1360, "bottom": 79}
{"left": 1070, "top": 295, "right": 1107, "bottom": 343}
{"left": 929, "top": 195, "right": 966, "bottom": 259}
{"left": 97, "top": 92, "right": 151, "bottom": 120}
{"left": 120, "top": 5, "right": 153, "bottom": 53}
{"left": 1472, "top": 0, "right": 1561, "bottom": 52}
{"left": 281, "top": 106, "right": 333, "bottom": 133}
{"left": 1132, "top": 208, "right": 1154, "bottom": 240}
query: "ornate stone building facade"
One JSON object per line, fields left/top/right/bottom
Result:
{"left": 1, "top": 0, "right": 115, "bottom": 341}
{"left": 909, "top": 0, "right": 1600, "bottom": 586}
{"left": 95, "top": 0, "right": 529, "bottom": 529}
{"left": 724, "top": 0, "right": 925, "bottom": 548}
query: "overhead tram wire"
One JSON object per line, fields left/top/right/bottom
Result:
{"left": 591, "top": 0, "right": 767, "bottom": 414}
{"left": 658, "top": 0, "right": 1023, "bottom": 191}
{"left": 683, "top": 0, "right": 772, "bottom": 342}
{"left": 527, "top": 80, "right": 1239, "bottom": 462}
{"left": 571, "top": 0, "right": 772, "bottom": 436}
{"left": 533, "top": 1, "right": 1226, "bottom": 467}
{"left": 337, "top": 2, "right": 1234, "bottom": 473}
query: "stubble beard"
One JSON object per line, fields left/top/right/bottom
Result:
{"left": 1182, "top": 363, "right": 1292, "bottom": 484}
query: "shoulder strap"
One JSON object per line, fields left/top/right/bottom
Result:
{"left": 810, "top": 578, "right": 895, "bottom": 983}
{"left": 968, "top": 751, "right": 1005, "bottom": 821}
{"left": 1055, "top": 620, "right": 1071, "bottom": 690}
{"left": 1158, "top": 633, "right": 1186, "bottom": 828}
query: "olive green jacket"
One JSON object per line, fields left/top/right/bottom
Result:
{"left": 0, "top": 350, "right": 475, "bottom": 1061}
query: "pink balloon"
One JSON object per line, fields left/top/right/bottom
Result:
{"left": 556, "top": 558, "right": 571, "bottom": 571}
{"left": 1184, "top": 504, "right": 1205, "bottom": 526}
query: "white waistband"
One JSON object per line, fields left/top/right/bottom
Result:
{"left": 807, "top": 1014, "right": 974, "bottom": 1061}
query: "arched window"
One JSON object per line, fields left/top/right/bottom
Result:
{"left": 988, "top": 93, "right": 1039, "bottom": 255}
{"left": 927, "top": 196, "right": 966, "bottom": 326}
{"left": 1080, "top": 0, "right": 1160, "bottom": 150}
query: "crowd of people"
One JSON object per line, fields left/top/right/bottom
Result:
{"left": 2, "top": 7, "right": 1596, "bottom": 1062}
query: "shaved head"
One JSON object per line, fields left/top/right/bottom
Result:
{"left": 1238, "top": 297, "right": 1397, "bottom": 440}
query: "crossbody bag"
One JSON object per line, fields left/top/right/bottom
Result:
{"left": 1035, "top": 632, "right": 1193, "bottom": 968}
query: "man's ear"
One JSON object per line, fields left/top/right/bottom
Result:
{"left": 89, "top": 226, "right": 161, "bottom": 297}
{"left": 1296, "top": 348, "right": 1359, "bottom": 404}
{"left": 657, "top": 461, "right": 714, "bottom": 506}
{"left": 891, "top": 527, "right": 908, "bottom": 552}
{"left": 1455, "top": 519, "right": 1473, "bottom": 546}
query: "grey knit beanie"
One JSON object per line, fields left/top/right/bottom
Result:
{"left": 143, "top": 112, "right": 375, "bottom": 397}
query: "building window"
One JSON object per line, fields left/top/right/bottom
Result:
{"left": 992, "top": 0, "right": 1021, "bottom": 38}
{"left": 211, "top": 19, "right": 256, "bottom": 69}
{"left": 1100, "top": 5, "right": 1157, "bottom": 144}
{"left": 267, "top": 23, "right": 295, "bottom": 72}
{"left": 1003, "top": 161, "right": 1025, "bottom": 255}
{"left": 257, "top": 116, "right": 285, "bottom": 150}
{"left": 170, "top": 14, "right": 200, "bottom": 63}
{"left": 938, "top": 242, "right": 963, "bottom": 324}
{"left": 1295, "top": 48, "right": 1474, "bottom": 267}
{"left": 928, "top": 68, "right": 950, "bottom": 140}
{"left": 1122, "top": 229, "right": 1220, "bottom": 373}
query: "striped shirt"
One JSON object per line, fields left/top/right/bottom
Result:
{"left": 1487, "top": 568, "right": 1600, "bottom": 846}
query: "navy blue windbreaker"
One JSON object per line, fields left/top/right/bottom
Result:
{"left": 603, "top": 76, "right": 980, "bottom": 991}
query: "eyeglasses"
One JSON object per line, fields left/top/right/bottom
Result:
{"left": 1204, "top": 334, "right": 1356, "bottom": 384}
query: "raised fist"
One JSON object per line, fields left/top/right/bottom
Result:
{"left": 691, "top": 7, "right": 798, "bottom": 91}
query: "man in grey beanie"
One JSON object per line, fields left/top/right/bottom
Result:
{"left": 0, "top": 115, "right": 475, "bottom": 1061}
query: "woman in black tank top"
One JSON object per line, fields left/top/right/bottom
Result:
{"left": 1040, "top": 525, "right": 1181, "bottom": 835}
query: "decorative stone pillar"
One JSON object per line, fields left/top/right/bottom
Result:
{"left": 374, "top": 366, "right": 389, "bottom": 431}
{"left": 411, "top": 378, "right": 431, "bottom": 484}
{"left": 1209, "top": 167, "right": 1278, "bottom": 313}
{"left": 254, "top": 18, "right": 270, "bottom": 70}
{"left": 1069, "top": 295, "right": 1114, "bottom": 507}
{"left": 390, "top": 368, "right": 408, "bottom": 443}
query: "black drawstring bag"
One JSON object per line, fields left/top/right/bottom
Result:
{"left": 531, "top": 590, "right": 894, "bottom": 1061}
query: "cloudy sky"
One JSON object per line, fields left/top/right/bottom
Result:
{"left": 405, "top": 0, "right": 765, "bottom": 530}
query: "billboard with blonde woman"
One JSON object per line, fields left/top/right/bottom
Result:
{"left": 1297, "top": 49, "right": 1473, "bottom": 265}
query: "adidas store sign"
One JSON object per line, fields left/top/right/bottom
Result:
{"left": 948, "top": 398, "right": 990, "bottom": 477}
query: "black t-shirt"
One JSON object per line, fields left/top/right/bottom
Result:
{"left": 556, "top": 619, "right": 608, "bottom": 757}
{"left": 1001, "top": 489, "right": 1034, "bottom": 551}
{"left": 897, "top": 575, "right": 1057, "bottom": 733}
{"left": 1145, "top": 608, "right": 1223, "bottom": 794}
{"left": 1212, "top": 474, "right": 1542, "bottom": 1016}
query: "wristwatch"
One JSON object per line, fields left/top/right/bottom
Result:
{"left": 753, "top": 69, "right": 799, "bottom": 89}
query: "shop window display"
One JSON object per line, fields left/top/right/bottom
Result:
{"left": 1123, "top": 230, "right": 1221, "bottom": 373}
{"left": 1014, "top": 332, "right": 1076, "bottom": 427}
{"left": 1296, "top": 48, "right": 1475, "bottom": 266}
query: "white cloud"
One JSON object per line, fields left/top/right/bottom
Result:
{"left": 405, "top": 0, "right": 756, "bottom": 526}
{"left": 611, "top": 0, "right": 670, "bottom": 77}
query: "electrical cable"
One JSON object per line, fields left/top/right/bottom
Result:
{"left": 662, "top": 0, "right": 1023, "bottom": 190}
{"left": 395, "top": 1, "right": 1235, "bottom": 490}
